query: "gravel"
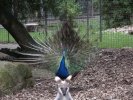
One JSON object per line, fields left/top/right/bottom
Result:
{"left": 0, "top": 47, "right": 133, "bottom": 100}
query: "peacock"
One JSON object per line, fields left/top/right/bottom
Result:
{"left": 5, "top": 21, "right": 97, "bottom": 76}
{"left": 6, "top": 22, "right": 96, "bottom": 74}
{"left": 0, "top": 21, "right": 97, "bottom": 99}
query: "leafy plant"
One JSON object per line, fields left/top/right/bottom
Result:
{"left": 0, "top": 63, "right": 33, "bottom": 96}
{"left": 57, "top": 0, "right": 81, "bottom": 26}
{"left": 101, "top": 0, "right": 133, "bottom": 28}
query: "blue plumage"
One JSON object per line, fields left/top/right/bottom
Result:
{"left": 55, "top": 54, "right": 69, "bottom": 80}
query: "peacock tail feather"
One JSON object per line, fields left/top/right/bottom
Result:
{"left": 10, "top": 22, "right": 97, "bottom": 75}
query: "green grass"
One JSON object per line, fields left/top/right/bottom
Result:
{"left": 99, "top": 32, "right": 133, "bottom": 48}
{"left": 0, "top": 18, "right": 133, "bottom": 48}
{"left": 0, "top": 22, "right": 60, "bottom": 43}
{"left": 0, "top": 29, "right": 14, "bottom": 42}
{"left": 0, "top": 29, "right": 50, "bottom": 43}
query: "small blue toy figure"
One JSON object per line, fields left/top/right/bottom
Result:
{"left": 55, "top": 51, "right": 69, "bottom": 80}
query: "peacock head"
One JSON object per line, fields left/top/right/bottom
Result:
{"left": 55, "top": 75, "right": 72, "bottom": 96}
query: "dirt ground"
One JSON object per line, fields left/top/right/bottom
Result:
{"left": 0, "top": 44, "right": 133, "bottom": 100}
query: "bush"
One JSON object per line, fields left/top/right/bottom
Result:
{"left": 0, "top": 62, "right": 34, "bottom": 96}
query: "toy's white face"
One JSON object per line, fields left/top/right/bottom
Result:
{"left": 55, "top": 75, "right": 72, "bottom": 96}
{"left": 58, "top": 81, "right": 70, "bottom": 96}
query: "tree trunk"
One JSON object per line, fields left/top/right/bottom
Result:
{"left": 12, "top": 0, "right": 18, "bottom": 18}
{"left": 44, "top": 10, "right": 48, "bottom": 37}
{"left": 0, "top": 8, "right": 39, "bottom": 50}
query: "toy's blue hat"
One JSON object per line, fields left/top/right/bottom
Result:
{"left": 55, "top": 52, "right": 69, "bottom": 80}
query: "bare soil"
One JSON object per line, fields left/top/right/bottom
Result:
{"left": 0, "top": 45, "right": 133, "bottom": 100}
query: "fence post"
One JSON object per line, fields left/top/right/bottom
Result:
{"left": 8, "top": 32, "right": 10, "bottom": 43}
{"left": 99, "top": 0, "right": 102, "bottom": 42}
{"left": 87, "top": 0, "right": 90, "bottom": 39}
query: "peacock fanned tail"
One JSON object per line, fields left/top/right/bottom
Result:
{"left": 10, "top": 21, "right": 95, "bottom": 74}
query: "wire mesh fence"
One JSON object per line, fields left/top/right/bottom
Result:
{"left": 100, "top": 25, "right": 133, "bottom": 48}
{"left": 0, "top": 0, "right": 132, "bottom": 48}
{"left": 0, "top": 0, "right": 100, "bottom": 45}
